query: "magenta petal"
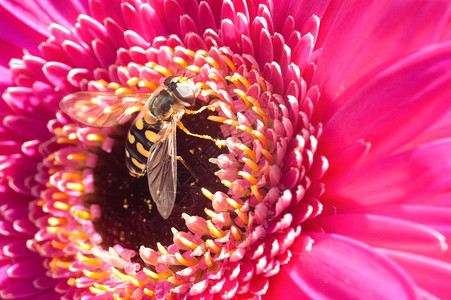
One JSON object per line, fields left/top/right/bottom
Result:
{"left": 320, "top": 43, "right": 451, "bottom": 162}
{"left": 266, "top": 232, "right": 418, "bottom": 299}
{"left": 324, "top": 139, "right": 451, "bottom": 208}
{"left": 316, "top": 214, "right": 447, "bottom": 256}
{"left": 379, "top": 249, "right": 451, "bottom": 299}
{"left": 313, "top": 0, "right": 451, "bottom": 100}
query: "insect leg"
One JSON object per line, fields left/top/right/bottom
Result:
{"left": 176, "top": 156, "right": 198, "bottom": 182}
{"left": 177, "top": 121, "right": 222, "bottom": 146}
{"left": 184, "top": 103, "right": 218, "bottom": 115}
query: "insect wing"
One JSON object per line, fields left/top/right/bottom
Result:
{"left": 146, "top": 119, "right": 178, "bottom": 219}
{"left": 60, "top": 92, "right": 151, "bottom": 127}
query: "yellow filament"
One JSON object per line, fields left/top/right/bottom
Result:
{"left": 107, "top": 82, "right": 121, "bottom": 89}
{"left": 157, "top": 242, "right": 168, "bottom": 255}
{"left": 153, "top": 65, "right": 171, "bottom": 76}
{"left": 54, "top": 201, "right": 71, "bottom": 210}
{"left": 115, "top": 87, "right": 134, "bottom": 94}
{"left": 251, "top": 185, "right": 263, "bottom": 203}
{"left": 221, "top": 180, "right": 233, "bottom": 189}
{"left": 73, "top": 240, "right": 92, "bottom": 251}
{"left": 89, "top": 287, "right": 102, "bottom": 295}
{"left": 178, "top": 236, "right": 199, "bottom": 250}
{"left": 143, "top": 289, "right": 155, "bottom": 296}
{"left": 204, "top": 208, "right": 217, "bottom": 218}
{"left": 195, "top": 49, "right": 208, "bottom": 57}
{"left": 67, "top": 153, "right": 87, "bottom": 161}
{"left": 87, "top": 133, "right": 105, "bottom": 142}
{"left": 206, "top": 220, "right": 225, "bottom": 238}
{"left": 126, "top": 77, "right": 140, "bottom": 86}
{"left": 205, "top": 56, "right": 220, "bottom": 69}
{"left": 252, "top": 130, "right": 269, "bottom": 150}
{"left": 253, "top": 106, "right": 269, "bottom": 127}
{"left": 235, "top": 143, "right": 257, "bottom": 161}
{"left": 226, "top": 197, "right": 243, "bottom": 210}
{"left": 62, "top": 173, "right": 83, "bottom": 180}
{"left": 110, "top": 267, "right": 144, "bottom": 287}
{"left": 231, "top": 225, "right": 242, "bottom": 240}
{"left": 48, "top": 217, "right": 66, "bottom": 226}
{"left": 51, "top": 240, "right": 66, "bottom": 249}
{"left": 238, "top": 171, "right": 258, "bottom": 185}
{"left": 46, "top": 226, "right": 61, "bottom": 233}
{"left": 173, "top": 56, "right": 188, "bottom": 68}
{"left": 142, "top": 268, "right": 172, "bottom": 279}
{"left": 220, "top": 54, "right": 236, "bottom": 71}
{"left": 201, "top": 188, "right": 214, "bottom": 200}
{"left": 207, "top": 115, "right": 239, "bottom": 126}
{"left": 72, "top": 209, "right": 91, "bottom": 220}
{"left": 186, "top": 65, "right": 200, "bottom": 73}
{"left": 235, "top": 209, "right": 249, "bottom": 225}
{"left": 66, "top": 182, "right": 84, "bottom": 191}
{"left": 76, "top": 253, "right": 102, "bottom": 265}
{"left": 82, "top": 270, "right": 109, "bottom": 279}
{"left": 204, "top": 251, "right": 214, "bottom": 267}
{"left": 242, "top": 157, "right": 260, "bottom": 174}
{"left": 68, "top": 133, "right": 77, "bottom": 140}
{"left": 93, "top": 283, "right": 109, "bottom": 291}
{"left": 206, "top": 239, "right": 221, "bottom": 253}
{"left": 57, "top": 138, "right": 77, "bottom": 144}
{"left": 175, "top": 252, "right": 198, "bottom": 267}
{"left": 138, "top": 80, "right": 158, "bottom": 90}
{"left": 261, "top": 149, "right": 274, "bottom": 165}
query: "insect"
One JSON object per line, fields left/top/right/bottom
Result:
{"left": 60, "top": 76, "right": 207, "bottom": 219}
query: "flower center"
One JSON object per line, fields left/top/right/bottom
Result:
{"left": 91, "top": 107, "right": 226, "bottom": 250}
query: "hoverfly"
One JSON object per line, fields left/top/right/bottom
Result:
{"left": 60, "top": 76, "right": 200, "bottom": 219}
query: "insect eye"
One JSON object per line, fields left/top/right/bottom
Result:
{"left": 173, "top": 85, "right": 195, "bottom": 105}
{"left": 163, "top": 76, "right": 177, "bottom": 87}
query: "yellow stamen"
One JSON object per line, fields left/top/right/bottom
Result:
{"left": 235, "top": 209, "right": 249, "bottom": 225}
{"left": 72, "top": 209, "right": 91, "bottom": 220}
{"left": 67, "top": 153, "right": 87, "bottom": 161}
{"left": 48, "top": 217, "right": 66, "bottom": 226}
{"left": 231, "top": 225, "right": 242, "bottom": 240}
{"left": 138, "top": 80, "right": 158, "bottom": 90}
{"left": 67, "top": 278, "right": 76, "bottom": 286}
{"left": 62, "top": 173, "right": 83, "bottom": 180}
{"left": 107, "top": 82, "right": 121, "bottom": 90}
{"left": 87, "top": 133, "right": 105, "bottom": 142}
{"left": 66, "top": 182, "right": 84, "bottom": 191}
{"left": 76, "top": 253, "right": 102, "bottom": 265}
{"left": 226, "top": 197, "right": 243, "bottom": 210}
{"left": 261, "top": 149, "right": 274, "bottom": 165}
{"left": 238, "top": 171, "right": 258, "bottom": 185}
{"left": 142, "top": 268, "right": 172, "bottom": 279}
{"left": 72, "top": 239, "right": 92, "bottom": 251}
{"left": 95, "top": 79, "right": 109, "bottom": 87}
{"left": 208, "top": 72, "right": 225, "bottom": 84}
{"left": 207, "top": 115, "right": 239, "bottom": 126}
{"left": 205, "top": 56, "right": 220, "bottom": 69}
{"left": 126, "top": 77, "right": 140, "bottom": 86}
{"left": 68, "top": 132, "right": 78, "bottom": 140}
{"left": 221, "top": 180, "right": 233, "bottom": 189}
{"left": 186, "top": 65, "right": 200, "bottom": 73}
{"left": 83, "top": 270, "right": 109, "bottom": 279}
{"left": 52, "top": 192, "right": 69, "bottom": 200}
{"left": 54, "top": 201, "right": 71, "bottom": 210}
{"left": 234, "top": 89, "right": 251, "bottom": 109}
{"left": 178, "top": 235, "right": 199, "bottom": 250}
{"left": 246, "top": 95, "right": 261, "bottom": 109}
{"left": 157, "top": 242, "right": 168, "bottom": 255}
{"left": 220, "top": 54, "right": 236, "bottom": 71}
{"left": 195, "top": 49, "right": 208, "bottom": 57}
{"left": 173, "top": 56, "right": 188, "bottom": 68}
{"left": 115, "top": 87, "right": 134, "bottom": 94}
{"left": 201, "top": 188, "right": 214, "bottom": 200}
{"left": 153, "top": 65, "right": 171, "bottom": 76}
{"left": 110, "top": 267, "right": 145, "bottom": 287}
{"left": 251, "top": 185, "right": 263, "bottom": 203}
{"left": 89, "top": 286, "right": 103, "bottom": 295}
{"left": 57, "top": 138, "right": 77, "bottom": 144}
{"left": 204, "top": 208, "right": 217, "bottom": 218}
{"left": 93, "top": 283, "right": 109, "bottom": 291}
{"left": 175, "top": 252, "right": 198, "bottom": 267}
{"left": 46, "top": 226, "right": 61, "bottom": 233}
{"left": 253, "top": 106, "right": 269, "bottom": 127}
{"left": 51, "top": 240, "right": 66, "bottom": 249}
{"left": 206, "top": 220, "right": 225, "bottom": 238}
{"left": 242, "top": 157, "right": 260, "bottom": 174}
{"left": 252, "top": 130, "right": 269, "bottom": 150}
{"left": 206, "top": 239, "right": 221, "bottom": 253}
{"left": 235, "top": 143, "right": 257, "bottom": 161}
{"left": 143, "top": 289, "right": 155, "bottom": 296}
{"left": 204, "top": 251, "right": 214, "bottom": 267}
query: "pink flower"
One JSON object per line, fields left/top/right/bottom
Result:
{"left": 1, "top": 0, "right": 451, "bottom": 299}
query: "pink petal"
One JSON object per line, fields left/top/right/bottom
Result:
{"left": 313, "top": 0, "right": 451, "bottom": 101}
{"left": 266, "top": 232, "right": 418, "bottom": 299}
{"left": 379, "top": 248, "right": 451, "bottom": 299}
{"left": 319, "top": 43, "right": 451, "bottom": 163}
{"left": 323, "top": 139, "right": 451, "bottom": 208}
{"left": 316, "top": 214, "right": 447, "bottom": 256}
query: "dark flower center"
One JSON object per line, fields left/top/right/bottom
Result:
{"left": 91, "top": 104, "right": 226, "bottom": 251}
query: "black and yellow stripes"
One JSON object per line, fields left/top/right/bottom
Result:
{"left": 125, "top": 115, "right": 162, "bottom": 177}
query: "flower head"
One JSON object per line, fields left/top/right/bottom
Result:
{"left": 1, "top": 0, "right": 451, "bottom": 299}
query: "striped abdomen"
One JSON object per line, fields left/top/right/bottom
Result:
{"left": 125, "top": 114, "right": 162, "bottom": 177}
